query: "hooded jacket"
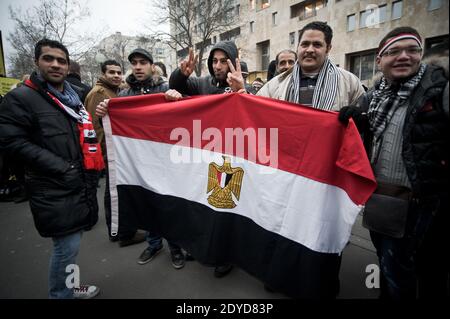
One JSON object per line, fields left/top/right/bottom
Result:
{"left": 169, "top": 41, "right": 239, "bottom": 95}
{"left": 0, "top": 72, "right": 99, "bottom": 237}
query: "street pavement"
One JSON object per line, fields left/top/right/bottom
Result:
{"left": 0, "top": 177, "right": 379, "bottom": 299}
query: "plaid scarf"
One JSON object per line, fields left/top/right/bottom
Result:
{"left": 368, "top": 63, "right": 427, "bottom": 138}
{"left": 286, "top": 58, "right": 339, "bottom": 110}
{"left": 25, "top": 79, "right": 104, "bottom": 171}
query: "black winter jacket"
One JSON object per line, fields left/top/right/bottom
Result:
{"left": 169, "top": 41, "right": 239, "bottom": 96}
{"left": 0, "top": 72, "right": 98, "bottom": 237}
{"left": 119, "top": 74, "right": 169, "bottom": 97}
{"left": 359, "top": 64, "right": 449, "bottom": 198}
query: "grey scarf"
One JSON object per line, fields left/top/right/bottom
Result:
{"left": 368, "top": 63, "right": 427, "bottom": 138}
{"left": 286, "top": 58, "right": 339, "bottom": 110}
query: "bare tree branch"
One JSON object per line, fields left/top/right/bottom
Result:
{"left": 147, "top": 0, "right": 238, "bottom": 76}
{"left": 6, "top": 0, "right": 103, "bottom": 79}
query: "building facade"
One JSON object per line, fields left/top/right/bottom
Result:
{"left": 171, "top": 0, "right": 449, "bottom": 86}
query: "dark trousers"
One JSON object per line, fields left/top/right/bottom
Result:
{"left": 370, "top": 196, "right": 449, "bottom": 299}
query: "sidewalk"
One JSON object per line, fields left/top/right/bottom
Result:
{"left": 0, "top": 178, "right": 379, "bottom": 299}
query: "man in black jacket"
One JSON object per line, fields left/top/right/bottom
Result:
{"left": 96, "top": 48, "right": 186, "bottom": 270}
{"left": 339, "top": 27, "right": 449, "bottom": 299}
{"left": 0, "top": 39, "right": 103, "bottom": 299}
{"left": 168, "top": 41, "right": 245, "bottom": 278}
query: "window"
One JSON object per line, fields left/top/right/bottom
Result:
{"left": 392, "top": 0, "right": 403, "bottom": 20}
{"left": 360, "top": 5, "right": 386, "bottom": 28}
{"left": 258, "top": 40, "right": 270, "bottom": 70}
{"left": 290, "top": 1, "right": 327, "bottom": 20}
{"left": 349, "top": 50, "right": 377, "bottom": 81}
{"left": 249, "top": 0, "right": 255, "bottom": 10}
{"left": 379, "top": 5, "right": 387, "bottom": 23}
{"left": 272, "top": 12, "right": 278, "bottom": 25}
{"left": 428, "top": 0, "right": 442, "bottom": 11}
{"left": 250, "top": 21, "right": 254, "bottom": 33}
{"left": 220, "top": 27, "right": 241, "bottom": 41}
{"left": 289, "top": 32, "right": 295, "bottom": 46}
{"left": 236, "top": 4, "right": 240, "bottom": 15}
{"left": 256, "top": 0, "right": 270, "bottom": 11}
{"left": 425, "top": 35, "right": 449, "bottom": 53}
{"left": 347, "top": 14, "right": 355, "bottom": 32}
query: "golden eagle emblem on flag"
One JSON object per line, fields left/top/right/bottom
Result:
{"left": 207, "top": 156, "right": 244, "bottom": 209}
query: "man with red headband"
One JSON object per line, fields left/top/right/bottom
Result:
{"left": 339, "top": 27, "right": 449, "bottom": 299}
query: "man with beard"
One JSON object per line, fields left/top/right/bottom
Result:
{"left": 168, "top": 40, "right": 246, "bottom": 278}
{"left": 275, "top": 49, "right": 297, "bottom": 75}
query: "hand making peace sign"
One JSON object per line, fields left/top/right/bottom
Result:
{"left": 226, "top": 58, "right": 245, "bottom": 92}
{"left": 180, "top": 48, "right": 199, "bottom": 77}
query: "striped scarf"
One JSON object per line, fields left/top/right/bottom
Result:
{"left": 25, "top": 79, "right": 105, "bottom": 171}
{"left": 286, "top": 58, "right": 339, "bottom": 110}
{"left": 368, "top": 63, "right": 427, "bottom": 138}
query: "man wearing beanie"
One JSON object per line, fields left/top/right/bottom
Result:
{"left": 339, "top": 26, "right": 449, "bottom": 299}
{"left": 96, "top": 48, "right": 186, "bottom": 270}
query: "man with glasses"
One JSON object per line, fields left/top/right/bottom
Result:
{"left": 339, "top": 26, "right": 449, "bottom": 299}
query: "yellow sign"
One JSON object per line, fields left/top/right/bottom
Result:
{"left": 0, "top": 31, "right": 5, "bottom": 76}
{"left": 0, "top": 77, "right": 20, "bottom": 96}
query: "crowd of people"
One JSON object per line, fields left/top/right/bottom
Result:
{"left": 0, "top": 20, "right": 448, "bottom": 299}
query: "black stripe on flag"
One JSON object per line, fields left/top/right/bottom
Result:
{"left": 117, "top": 185, "right": 341, "bottom": 298}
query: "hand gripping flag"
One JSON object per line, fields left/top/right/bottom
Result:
{"left": 103, "top": 93, "right": 376, "bottom": 298}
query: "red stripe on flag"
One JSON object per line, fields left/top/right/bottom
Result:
{"left": 108, "top": 93, "right": 376, "bottom": 205}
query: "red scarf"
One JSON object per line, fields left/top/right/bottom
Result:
{"left": 25, "top": 79, "right": 105, "bottom": 171}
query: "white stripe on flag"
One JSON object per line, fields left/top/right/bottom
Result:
{"left": 113, "top": 135, "right": 362, "bottom": 253}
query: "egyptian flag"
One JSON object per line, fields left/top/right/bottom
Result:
{"left": 104, "top": 93, "right": 376, "bottom": 298}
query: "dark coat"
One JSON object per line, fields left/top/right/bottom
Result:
{"left": 0, "top": 72, "right": 98, "bottom": 237}
{"left": 66, "top": 73, "right": 92, "bottom": 103}
{"left": 359, "top": 64, "right": 449, "bottom": 198}
{"left": 119, "top": 74, "right": 169, "bottom": 97}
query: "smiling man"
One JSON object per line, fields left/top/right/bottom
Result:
{"left": 339, "top": 26, "right": 449, "bottom": 299}
{"left": 0, "top": 38, "right": 103, "bottom": 299}
{"left": 275, "top": 49, "right": 297, "bottom": 75}
{"left": 258, "top": 21, "right": 364, "bottom": 111}
{"left": 85, "top": 60, "right": 122, "bottom": 158}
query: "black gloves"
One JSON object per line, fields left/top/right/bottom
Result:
{"left": 338, "top": 106, "right": 369, "bottom": 132}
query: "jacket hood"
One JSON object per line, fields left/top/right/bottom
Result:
{"left": 207, "top": 41, "right": 238, "bottom": 78}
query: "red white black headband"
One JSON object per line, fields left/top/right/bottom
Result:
{"left": 378, "top": 33, "right": 422, "bottom": 57}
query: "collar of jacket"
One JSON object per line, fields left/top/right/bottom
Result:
{"left": 126, "top": 74, "right": 165, "bottom": 90}
{"left": 97, "top": 77, "right": 120, "bottom": 93}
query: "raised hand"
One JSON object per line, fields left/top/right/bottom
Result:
{"left": 226, "top": 58, "right": 245, "bottom": 92}
{"left": 95, "top": 99, "right": 110, "bottom": 118}
{"left": 180, "top": 48, "right": 198, "bottom": 77}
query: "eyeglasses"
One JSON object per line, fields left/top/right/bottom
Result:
{"left": 381, "top": 47, "right": 422, "bottom": 57}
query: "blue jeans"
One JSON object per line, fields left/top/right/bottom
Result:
{"left": 146, "top": 232, "right": 180, "bottom": 252}
{"left": 48, "top": 231, "right": 82, "bottom": 299}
